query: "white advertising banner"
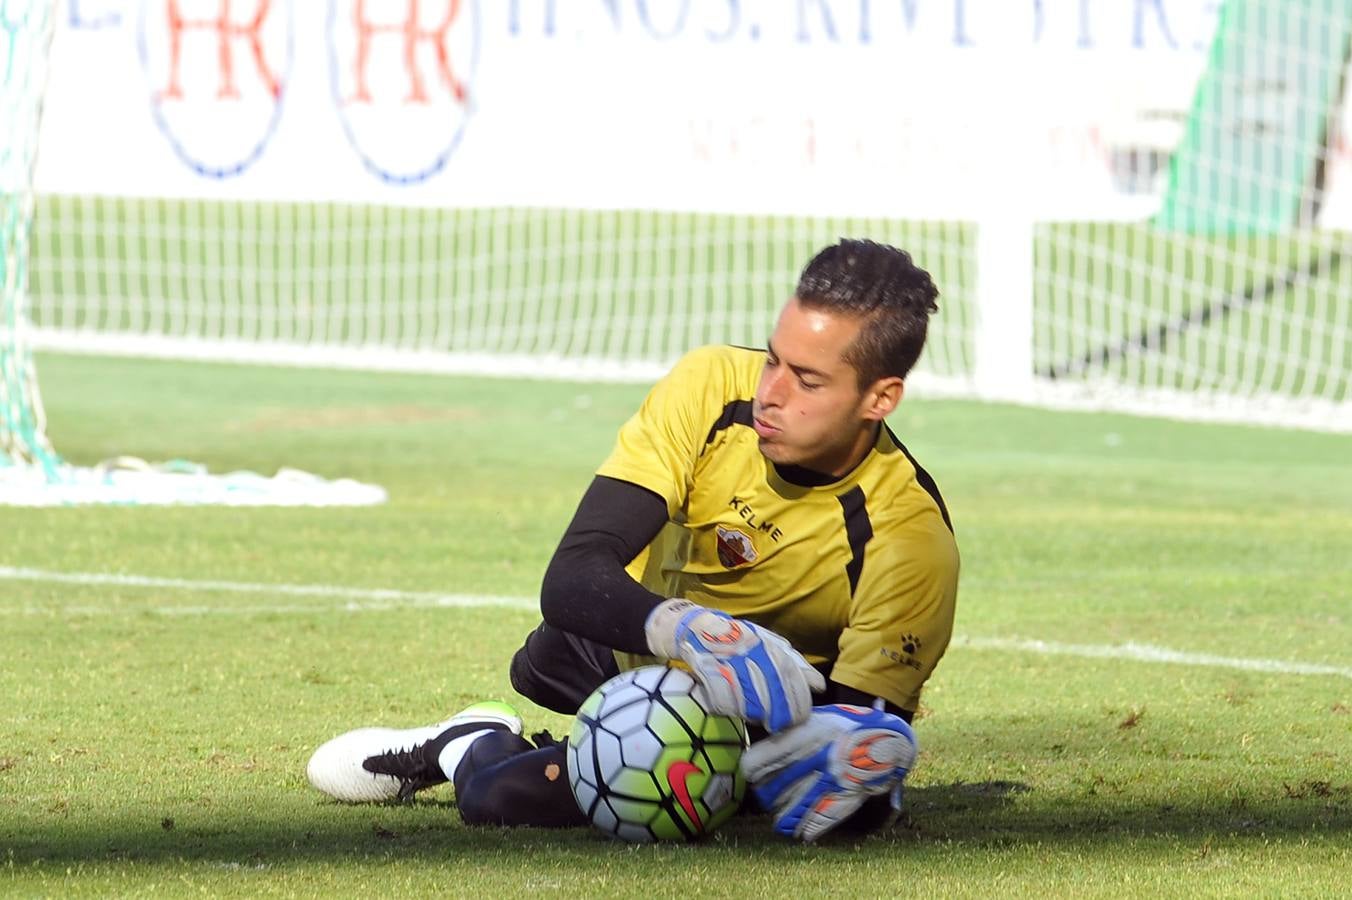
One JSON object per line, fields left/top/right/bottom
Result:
{"left": 30, "top": 0, "right": 1352, "bottom": 223}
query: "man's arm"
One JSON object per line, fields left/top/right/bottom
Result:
{"left": 538, "top": 474, "right": 824, "bottom": 731}
{"left": 741, "top": 704, "right": 917, "bottom": 841}
{"left": 538, "top": 475, "right": 669, "bottom": 654}
{"left": 742, "top": 526, "right": 957, "bottom": 839}
{"left": 784, "top": 683, "right": 912, "bottom": 835}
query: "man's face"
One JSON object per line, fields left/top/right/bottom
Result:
{"left": 752, "top": 297, "right": 878, "bottom": 476}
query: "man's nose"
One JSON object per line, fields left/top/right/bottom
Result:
{"left": 758, "top": 369, "right": 787, "bottom": 408}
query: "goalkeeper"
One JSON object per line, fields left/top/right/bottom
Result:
{"left": 308, "top": 239, "right": 960, "bottom": 841}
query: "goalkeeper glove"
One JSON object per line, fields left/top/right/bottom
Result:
{"left": 739, "top": 703, "right": 917, "bottom": 842}
{"left": 644, "top": 598, "right": 825, "bottom": 733}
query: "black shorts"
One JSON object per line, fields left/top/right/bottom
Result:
{"left": 509, "top": 622, "right": 621, "bottom": 715}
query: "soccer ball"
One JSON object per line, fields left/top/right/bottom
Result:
{"left": 567, "top": 665, "right": 748, "bottom": 843}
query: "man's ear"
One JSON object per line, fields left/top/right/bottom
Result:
{"left": 861, "top": 377, "right": 904, "bottom": 421}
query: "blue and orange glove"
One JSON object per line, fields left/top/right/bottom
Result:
{"left": 739, "top": 703, "right": 917, "bottom": 841}
{"left": 644, "top": 599, "right": 825, "bottom": 733}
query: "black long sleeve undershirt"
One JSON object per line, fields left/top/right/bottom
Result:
{"left": 539, "top": 475, "right": 670, "bottom": 654}
{"left": 540, "top": 475, "right": 911, "bottom": 721}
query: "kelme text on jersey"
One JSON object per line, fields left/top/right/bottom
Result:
{"left": 728, "top": 496, "right": 784, "bottom": 542}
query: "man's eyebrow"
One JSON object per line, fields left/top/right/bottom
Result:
{"left": 765, "top": 339, "right": 829, "bottom": 380}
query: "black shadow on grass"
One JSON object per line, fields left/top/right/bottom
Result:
{"left": 5, "top": 780, "right": 1349, "bottom": 867}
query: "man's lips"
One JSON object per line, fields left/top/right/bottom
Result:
{"left": 753, "top": 417, "right": 781, "bottom": 438}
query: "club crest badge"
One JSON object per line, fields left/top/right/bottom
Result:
{"left": 715, "top": 525, "right": 758, "bottom": 568}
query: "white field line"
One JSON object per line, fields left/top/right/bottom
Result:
{"left": 3, "top": 566, "right": 1350, "bottom": 680}
{"left": 953, "top": 636, "right": 1352, "bottom": 680}
{"left": 0, "top": 565, "right": 537, "bottom": 613}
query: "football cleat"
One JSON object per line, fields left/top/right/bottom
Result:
{"left": 306, "top": 700, "right": 522, "bottom": 803}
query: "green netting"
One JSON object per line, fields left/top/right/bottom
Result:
{"left": 1, "top": 0, "right": 59, "bottom": 477}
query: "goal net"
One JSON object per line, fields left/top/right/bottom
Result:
{"left": 1, "top": 0, "right": 385, "bottom": 506}
{"left": 1032, "top": 0, "right": 1352, "bottom": 429}
{"left": 1, "top": 0, "right": 57, "bottom": 477}
{"left": 16, "top": 1, "right": 1352, "bottom": 433}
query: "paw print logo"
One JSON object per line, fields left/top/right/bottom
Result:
{"left": 900, "top": 633, "right": 922, "bottom": 655}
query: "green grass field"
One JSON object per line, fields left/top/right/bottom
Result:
{"left": 2, "top": 352, "right": 1351, "bottom": 897}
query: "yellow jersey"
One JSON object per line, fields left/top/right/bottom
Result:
{"left": 598, "top": 345, "right": 959, "bottom": 713}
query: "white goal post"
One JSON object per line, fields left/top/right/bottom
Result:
{"left": 13, "top": 0, "right": 1352, "bottom": 433}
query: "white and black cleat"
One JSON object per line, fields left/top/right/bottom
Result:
{"left": 306, "top": 701, "right": 522, "bottom": 803}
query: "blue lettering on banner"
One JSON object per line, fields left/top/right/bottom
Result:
{"left": 62, "top": 0, "right": 1225, "bottom": 50}
{"left": 636, "top": 0, "right": 691, "bottom": 40}
{"left": 1076, "top": 0, "right": 1092, "bottom": 48}
{"left": 953, "top": 0, "right": 971, "bottom": 46}
{"left": 796, "top": 0, "right": 837, "bottom": 43}
{"left": 507, "top": 0, "right": 558, "bottom": 37}
{"left": 1033, "top": 0, "right": 1094, "bottom": 47}
{"left": 857, "top": 0, "right": 973, "bottom": 46}
{"left": 901, "top": 0, "right": 922, "bottom": 32}
{"left": 1134, "top": 0, "right": 1177, "bottom": 49}
{"left": 70, "top": 0, "right": 122, "bottom": 29}
{"left": 493, "top": 0, "right": 1215, "bottom": 49}
{"left": 705, "top": 0, "right": 738, "bottom": 42}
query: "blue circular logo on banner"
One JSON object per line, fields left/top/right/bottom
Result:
{"left": 138, "top": 0, "right": 294, "bottom": 179}
{"left": 326, "top": 0, "right": 480, "bottom": 186}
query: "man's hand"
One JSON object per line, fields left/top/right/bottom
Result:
{"left": 739, "top": 704, "right": 917, "bottom": 842}
{"left": 644, "top": 599, "right": 825, "bottom": 732}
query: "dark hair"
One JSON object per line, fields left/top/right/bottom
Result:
{"left": 794, "top": 239, "right": 940, "bottom": 389}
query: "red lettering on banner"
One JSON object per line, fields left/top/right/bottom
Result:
{"left": 348, "top": 0, "right": 466, "bottom": 105}
{"left": 157, "top": 0, "right": 281, "bottom": 101}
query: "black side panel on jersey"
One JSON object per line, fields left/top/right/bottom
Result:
{"left": 837, "top": 486, "right": 874, "bottom": 595}
{"left": 885, "top": 425, "right": 954, "bottom": 534}
{"left": 705, "top": 398, "right": 755, "bottom": 444}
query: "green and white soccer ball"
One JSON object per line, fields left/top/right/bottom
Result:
{"left": 567, "top": 665, "right": 749, "bottom": 842}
